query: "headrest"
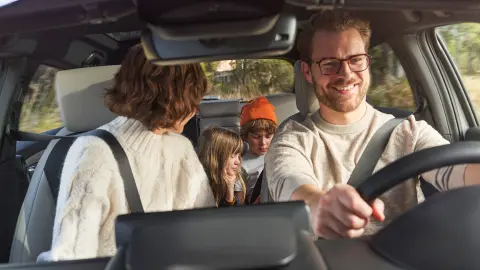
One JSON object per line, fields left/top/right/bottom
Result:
{"left": 55, "top": 65, "right": 119, "bottom": 132}
{"left": 294, "top": 61, "right": 319, "bottom": 117}
{"left": 198, "top": 99, "right": 241, "bottom": 118}
{"left": 265, "top": 93, "right": 298, "bottom": 124}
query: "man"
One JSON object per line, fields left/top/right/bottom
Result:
{"left": 265, "top": 10, "right": 480, "bottom": 239}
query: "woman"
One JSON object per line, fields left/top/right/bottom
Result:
{"left": 197, "top": 127, "right": 247, "bottom": 206}
{"left": 38, "top": 44, "right": 215, "bottom": 261}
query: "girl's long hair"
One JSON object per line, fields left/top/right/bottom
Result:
{"left": 197, "top": 127, "right": 246, "bottom": 205}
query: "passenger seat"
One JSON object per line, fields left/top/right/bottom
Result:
{"left": 10, "top": 64, "right": 204, "bottom": 263}
{"left": 10, "top": 65, "right": 119, "bottom": 263}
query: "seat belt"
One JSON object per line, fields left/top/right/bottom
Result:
{"left": 90, "top": 130, "right": 144, "bottom": 213}
{"left": 346, "top": 118, "right": 405, "bottom": 187}
{"left": 249, "top": 169, "right": 264, "bottom": 204}
{"left": 10, "top": 129, "right": 144, "bottom": 213}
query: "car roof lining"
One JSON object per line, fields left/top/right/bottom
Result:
{"left": 3, "top": 1, "right": 480, "bottom": 66}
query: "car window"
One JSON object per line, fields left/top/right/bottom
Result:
{"left": 19, "top": 65, "right": 64, "bottom": 133}
{"left": 201, "top": 59, "right": 294, "bottom": 100}
{"left": 367, "top": 43, "right": 416, "bottom": 111}
{"left": 437, "top": 23, "right": 480, "bottom": 114}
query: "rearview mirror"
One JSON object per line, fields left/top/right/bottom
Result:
{"left": 141, "top": 13, "right": 297, "bottom": 65}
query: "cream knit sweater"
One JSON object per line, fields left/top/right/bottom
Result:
{"left": 38, "top": 117, "right": 215, "bottom": 261}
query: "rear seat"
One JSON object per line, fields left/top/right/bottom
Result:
{"left": 198, "top": 99, "right": 241, "bottom": 134}
{"left": 197, "top": 93, "right": 299, "bottom": 135}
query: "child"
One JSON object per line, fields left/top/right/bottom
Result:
{"left": 197, "top": 127, "right": 247, "bottom": 206}
{"left": 240, "top": 96, "right": 278, "bottom": 204}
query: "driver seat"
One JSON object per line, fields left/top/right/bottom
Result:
{"left": 278, "top": 61, "right": 319, "bottom": 129}
{"left": 9, "top": 66, "right": 119, "bottom": 263}
{"left": 260, "top": 61, "right": 319, "bottom": 202}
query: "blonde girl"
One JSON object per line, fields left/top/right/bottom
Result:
{"left": 197, "top": 127, "right": 247, "bottom": 206}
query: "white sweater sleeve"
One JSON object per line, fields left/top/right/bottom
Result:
{"left": 265, "top": 122, "right": 318, "bottom": 202}
{"left": 173, "top": 143, "right": 216, "bottom": 209}
{"left": 39, "top": 137, "right": 113, "bottom": 261}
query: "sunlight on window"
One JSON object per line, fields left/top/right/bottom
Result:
{"left": 437, "top": 23, "right": 480, "bottom": 114}
{"left": 0, "top": 0, "right": 18, "bottom": 8}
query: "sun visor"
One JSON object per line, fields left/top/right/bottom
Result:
{"left": 135, "top": 1, "right": 295, "bottom": 65}
{"left": 140, "top": 14, "right": 296, "bottom": 65}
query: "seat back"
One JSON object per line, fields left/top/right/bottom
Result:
{"left": 198, "top": 99, "right": 241, "bottom": 134}
{"left": 277, "top": 61, "right": 319, "bottom": 130}
{"left": 264, "top": 93, "right": 298, "bottom": 125}
{"left": 10, "top": 66, "right": 120, "bottom": 263}
{"left": 260, "top": 61, "right": 318, "bottom": 203}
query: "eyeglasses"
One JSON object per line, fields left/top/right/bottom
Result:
{"left": 311, "top": 54, "right": 371, "bottom": 75}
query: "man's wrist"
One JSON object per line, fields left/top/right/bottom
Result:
{"left": 291, "top": 184, "right": 324, "bottom": 208}
{"left": 305, "top": 190, "right": 324, "bottom": 210}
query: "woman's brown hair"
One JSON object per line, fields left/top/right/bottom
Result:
{"left": 197, "top": 127, "right": 246, "bottom": 205}
{"left": 105, "top": 44, "right": 207, "bottom": 130}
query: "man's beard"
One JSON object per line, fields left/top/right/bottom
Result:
{"left": 313, "top": 79, "right": 369, "bottom": 113}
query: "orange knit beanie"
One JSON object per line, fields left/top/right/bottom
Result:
{"left": 240, "top": 96, "right": 277, "bottom": 126}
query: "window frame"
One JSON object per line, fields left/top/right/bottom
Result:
{"left": 434, "top": 24, "right": 480, "bottom": 128}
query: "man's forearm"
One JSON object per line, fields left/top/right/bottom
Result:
{"left": 291, "top": 184, "right": 324, "bottom": 209}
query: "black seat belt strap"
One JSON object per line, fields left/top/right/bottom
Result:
{"left": 11, "top": 129, "right": 144, "bottom": 213}
{"left": 249, "top": 169, "right": 264, "bottom": 204}
{"left": 90, "top": 130, "right": 144, "bottom": 213}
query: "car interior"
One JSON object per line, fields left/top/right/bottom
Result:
{"left": 0, "top": 0, "right": 479, "bottom": 269}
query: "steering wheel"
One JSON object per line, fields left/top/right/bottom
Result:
{"left": 316, "top": 141, "right": 480, "bottom": 270}
{"left": 355, "top": 141, "right": 480, "bottom": 202}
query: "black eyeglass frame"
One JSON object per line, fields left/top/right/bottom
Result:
{"left": 310, "top": 53, "right": 371, "bottom": 75}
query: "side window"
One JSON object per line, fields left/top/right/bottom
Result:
{"left": 201, "top": 59, "right": 294, "bottom": 100}
{"left": 367, "top": 43, "right": 416, "bottom": 111}
{"left": 437, "top": 23, "right": 480, "bottom": 113}
{"left": 19, "top": 65, "right": 64, "bottom": 133}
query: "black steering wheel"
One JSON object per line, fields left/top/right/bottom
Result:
{"left": 317, "top": 141, "right": 480, "bottom": 270}
{"left": 355, "top": 141, "right": 480, "bottom": 202}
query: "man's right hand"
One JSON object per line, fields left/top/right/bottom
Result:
{"left": 304, "top": 184, "right": 385, "bottom": 239}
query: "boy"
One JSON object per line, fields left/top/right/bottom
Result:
{"left": 240, "top": 96, "right": 278, "bottom": 204}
